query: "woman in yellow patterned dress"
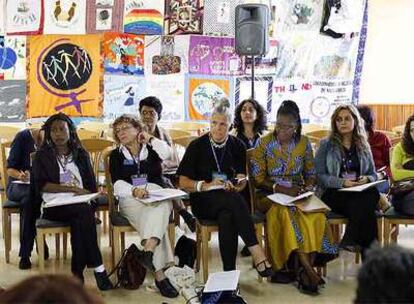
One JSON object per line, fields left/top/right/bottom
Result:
{"left": 251, "top": 100, "right": 337, "bottom": 294}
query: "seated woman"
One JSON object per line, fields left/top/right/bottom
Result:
{"left": 177, "top": 98, "right": 273, "bottom": 277}
{"left": 109, "top": 114, "right": 178, "bottom": 298}
{"left": 357, "top": 105, "right": 391, "bottom": 195}
{"left": 32, "top": 113, "right": 112, "bottom": 290}
{"left": 390, "top": 115, "right": 414, "bottom": 215}
{"left": 251, "top": 100, "right": 337, "bottom": 294}
{"left": 139, "top": 96, "right": 196, "bottom": 231}
{"left": 232, "top": 98, "right": 267, "bottom": 149}
{"left": 6, "top": 126, "right": 45, "bottom": 269}
{"left": 315, "top": 104, "right": 379, "bottom": 258}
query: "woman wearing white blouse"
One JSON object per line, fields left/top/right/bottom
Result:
{"left": 108, "top": 115, "right": 178, "bottom": 299}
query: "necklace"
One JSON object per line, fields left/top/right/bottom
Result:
{"left": 209, "top": 135, "right": 228, "bottom": 149}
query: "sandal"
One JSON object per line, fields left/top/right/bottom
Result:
{"left": 254, "top": 260, "right": 274, "bottom": 277}
{"left": 297, "top": 268, "right": 319, "bottom": 295}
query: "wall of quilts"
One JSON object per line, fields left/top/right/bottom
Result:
{"left": 0, "top": 0, "right": 367, "bottom": 125}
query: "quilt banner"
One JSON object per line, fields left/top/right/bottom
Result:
{"left": 164, "top": 0, "right": 203, "bottom": 35}
{"left": 43, "top": 0, "right": 86, "bottom": 34}
{"left": 103, "top": 32, "right": 144, "bottom": 75}
{"left": 86, "top": 0, "right": 124, "bottom": 33}
{"left": 144, "top": 35, "right": 189, "bottom": 76}
{"left": 189, "top": 35, "right": 243, "bottom": 76}
{"left": 203, "top": 0, "right": 241, "bottom": 36}
{"left": 244, "top": 39, "right": 278, "bottom": 75}
{"left": 0, "top": 0, "right": 5, "bottom": 35}
{"left": 103, "top": 74, "right": 145, "bottom": 121}
{"left": 6, "top": 0, "right": 44, "bottom": 35}
{"left": 185, "top": 74, "right": 232, "bottom": 121}
{"left": 0, "top": 80, "right": 26, "bottom": 122}
{"left": 123, "top": 0, "right": 164, "bottom": 35}
{"left": 27, "top": 34, "right": 102, "bottom": 118}
{"left": 0, "top": 36, "right": 27, "bottom": 80}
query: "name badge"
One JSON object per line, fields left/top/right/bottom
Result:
{"left": 60, "top": 171, "right": 72, "bottom": 184}
{"left": 123, "top": 159, "right": 134, "bottom": 165}
{"left": 131, "top": 175, "right": 147, "bottom": 186}
{"left": 212, "top": 172, "right": 228, "bottom": 181}
{"left": 278, "top": 180, "right": 292, "bottom": 188}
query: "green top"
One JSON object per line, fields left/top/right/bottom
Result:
{"left": 391, "top": 143, "right": 414, "bottom": 180}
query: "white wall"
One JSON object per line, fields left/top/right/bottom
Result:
{"left": 360, "top": 0, "right": 414, "bottom": 104}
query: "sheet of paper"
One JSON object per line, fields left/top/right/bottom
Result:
{"left": 43, "top": 192, "right": 101, "bottom": 208}
{"left": 206, "top": 185, "right": 225, "bottom": 191}
{"left": 12, "top": 180, "right": 30, "bottom": 185}
{"left": 267, "top": 191, "right": 314, "bottom": 206}
{"left": 204, "top": 270, "right": 240, "bottom": 293}
{"left": 138, "top": 188, "right": 187, "bottom": 204}
{"left": 338, "top": 180, "right": 386, "bottom": 192}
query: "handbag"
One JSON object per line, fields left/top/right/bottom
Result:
{"left": 390, "top": 178, "right": 414, "bottom": 197}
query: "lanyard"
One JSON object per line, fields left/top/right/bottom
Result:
{"left": 125, "top": 146, "right": 141, "bottom": 176}
{"left": 56, "top": 154, "right": 71, "bottom": 172}
{"left": 210, "top": 142, "right": 227, "bottom": 174}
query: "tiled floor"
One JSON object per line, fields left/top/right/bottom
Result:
{"left": 1, "top": 206, "right": 413, "bottom": 303}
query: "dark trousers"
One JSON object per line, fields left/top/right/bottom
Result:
{"left": 322, "top": 187, "right": 379, "bottom": 249}
{"left": 43, "top": 203, "right": 103, "bottom": 274}
{"left": 6, "top": 182, "right": 37, "bottom": 259}
{"left": 191, "top": 191, "right": 258, "bottom": 271}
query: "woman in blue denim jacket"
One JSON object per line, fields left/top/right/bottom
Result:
{"left": 315, "top": 104, "right": 379, "bottom": 259}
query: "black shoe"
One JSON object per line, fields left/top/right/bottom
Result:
{"left": 297, "top": 268, "right": 319, "bottom": 295}
{"left": 179, "top": 209, "right": 196, "bottom": 233}
{"left": 254, "top": 259, "right": 274, "bottom": 277}
{"left": 240, "top": 245, "right": 251, "bottom": 257}
{"left": 19, "top": 257, "right": 31, "bottom": 270}
{"left": 155, "top": 278, "right": 179, "bottom": 298}
{"left": 270, "top": 271, "right": 296, "bottom": 284}
{"left": 94, "top": 270, "right": 114, "bottom": 291}
{"left": 138, "top": 251, "right": 156, "bottom": 272}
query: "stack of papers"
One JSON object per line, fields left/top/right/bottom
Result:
{"left": 138, "top": 188, "right": 187, "bottom": 204}
{"left": 338, "top": 180, "right": 386, "bottom": 192}
{"left": 267, "top": 191, "right": 330, "bottom": 212}
{"left": 204, "top": 270, "right": 240, "bottom": 293}
{"left": 43, "top": 192, "right": 101, "bottom": 208}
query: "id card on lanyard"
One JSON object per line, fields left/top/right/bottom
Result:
{"left": 210, "top": 142, "right": 227, "bottom": 176}
{"left": 57, "top": 155, "right": 71, "bottom": 185}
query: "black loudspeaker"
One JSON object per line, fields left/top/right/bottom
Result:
{"left": 235, "top": 3, "right": 269, "bottom": 56}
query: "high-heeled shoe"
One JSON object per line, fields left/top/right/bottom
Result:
{"left": 254, "top": 260, "right": 274, "bottom": 277}
{"left": 297, "top": 268, "right": 319, "bottom": 295}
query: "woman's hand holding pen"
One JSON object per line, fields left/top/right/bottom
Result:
{"left": 132, "top": 187, "right": 149, "bottom": 199}
{"left": 19, "top": 170, "right": 30, "bottom": 182}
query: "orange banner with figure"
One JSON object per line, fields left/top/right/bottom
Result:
{"left": 27, "top": 34, "right": 103, "bottom": 118}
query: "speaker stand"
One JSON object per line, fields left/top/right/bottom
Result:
{"left": 251, "top": 55, "right": 255, "bottom": 99}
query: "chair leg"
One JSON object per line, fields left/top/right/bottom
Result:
{"left": 377, "top": 218, "right": 383, "bottom": 246}
{"left": 4, "top": 210, "right": 11, "bottom": 263}
{"left": 383, "top": 220, "right": 390, "bottom": 246}
{"left": 254, "top": 223, "right": 264, "bottom": 283}
{"left": 112, "top": 228, "right": 121, "bottom": 272}
{"left": 63, "top": 233, "right": 68, "bottom": 260}
{"left": 201, "top": 227, "right": 209, "bottom": 283}
{"left": 38, "top": 230, "right": 45, "bottom": 272}
{"left": 322, "top": 265, "right": 327, "bottom": 277}
{"left": 168, "top": 223, "right": 175, "bottom": 249}
{"left": 55, "top": 233, "right": 60, "bottom": 260}
{"left": 355, "top": 251, "right": 360, "bottom": 264}
{"left": 195, "top": 225, "right": 201, "bottom": 273}
{"left": 103, "top": 211, "right": 108, "bottom": 234}
{"left": 391, "top": 224, "right": 399, "bottom": 243}
{"left": 120, "top": 232, "right": 125, "bottom": 252}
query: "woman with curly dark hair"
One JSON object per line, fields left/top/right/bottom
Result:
{"left": 31, "top": 113, "right": 113, "bottom": 290}
{"left": 232, "top": 98, "right": 267, "bottom": 149}
{"left": 391, "top": 115, "right": 414, "bottom": 214}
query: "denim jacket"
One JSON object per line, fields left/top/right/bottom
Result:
{"left": 315, "top": 138, "right": 377, "bottom": 195}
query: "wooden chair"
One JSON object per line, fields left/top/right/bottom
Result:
{"left": 81, "top": 138, "right": 115, "bottom": 233}
{"left": 170, "top": 122, "right": 209, "bottom": 135}
{"left": 306, "top": 129, "right": 330, "bottom": 150}
{"left": 0, "top": 125, "right": 21, "bottom": 142}
{"left": 172, "top": 135, "right": 198, "bottom": 162}
{"left": 391, "top": 125, "right": 405, "bottom": 136}
{"left": 77, "top": 129, "right": 103, "bottom": 140}
{"left": 195, "top": 150, "right": 265, "bottom": 283}
{"left": 102, "top": 147, "right": 175, "bottom": 271}
{"left": 377, "top": 130, "right": 401, "bottom": 146}
{"left": 302, "top": 124, "right": 329, "bottom": 134}
{"left": 0, "top": 141, "right": 22, "bottom": 263}
{"left": 166, "top": 129, "right": 192, "bottom": 140}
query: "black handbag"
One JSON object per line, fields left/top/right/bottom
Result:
{"left": 390, "top": 178, "right": 414, "bottom": 197}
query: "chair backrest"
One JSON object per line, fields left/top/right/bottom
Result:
{"left": 170, "top": 122, "right": 209, "bottom": 135}
{"left": 0, "top": 126, "right": 21, "bottom": 142}
{"left": 0, "top": 141, "right": 12, "bottom": 191}
{"left": 305, "top": 129, "right": 330, "bottom": 139}
{"left": 102, "top": 146, "right": 117, "bottom": 213}
{"left": 303, "top": 124, "right": 329, "bottom": 134}
{"left": 392, "top": 124, "right": 405, "bottom": 136}
{"left": 166, "top": 129, "right": 193, "bottom": 140}
{"left": 80, "top": 138, "right": 115, "bottom": 184}
{"left": 77, "top": 128, "right": 103, "bottom": 140}
{"left": 246, "top": 148, "right": 257, "bottom": 214}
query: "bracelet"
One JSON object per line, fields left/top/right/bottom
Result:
{"left": 272, "top": 183, "right": 277, "bottom": 193}
{"left": 196, "top": 181, "right": 204, "bottom": 192}
{"left": 194, "top": 181, "right": 199, "bottom": 192}
{"left": 131, "top": 186, "right": 138, "bottom": 197}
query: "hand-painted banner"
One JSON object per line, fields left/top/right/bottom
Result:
{"left": 146, "top": 74, "right": 185, "bottom": 121}
{"left": 103, "top": 32, "right": 145, "bottom": 75}
{"left": 234, "top": 76, "right": 273, "bottom": 118}
{"left": 103, "top": 75, "right": 145, "bottom": 121}
{"left": 123, "top": 0, "right": 164, "bottom": 35}
{"left": 0, "top": 0, "right": 5, "bottom": 35}
{"left": 43, "top": 0, "right": 86, "bottom": 34}
{"left": 244, "top": 39, "right": 278, "bottom": 75}
{"left": 164, "top": 0, "right": 204, "bottom": 35}
{"left": 0, "top": 36, "right": 26, "bottom": 80}
{"left": 0, "top": 80, "right": 26, "bottom": 122}
{"left": 185, "top": 74, "right": 232, "bottom": 121}
{"left": 86, "top": 0, "right": 124, "bottom": 33}
{"left": 189, "top": 35, "right": 243, "bottom": 76}
{"left": 203, "top": 0, "right": 241, "bottom": 36}
{"left": 27, "top": 35, "right": 102, "bottom": 118}
{"left": 144, "top": 35, "right": 189, "bottom": 76}
{"left": 6, "top": 0, "right": 44, "bottom": 35}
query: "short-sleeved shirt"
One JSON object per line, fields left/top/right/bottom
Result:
{"left": 7, "top": 129, "right": 35, "bottom": 172}
{"left": 177, "top": 134, "right": 246, "bottom": 183}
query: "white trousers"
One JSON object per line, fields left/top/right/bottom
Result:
{"left": 119, "top": 183, "right": 174, "bottom": 271}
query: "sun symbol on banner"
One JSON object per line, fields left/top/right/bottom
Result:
{"left": 37, "top": 38, "right": 94, "bottom": 114}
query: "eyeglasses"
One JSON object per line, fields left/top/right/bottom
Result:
{"left": 114, "top": 125, "right": 134, "bottom": 134}
{"left": 141, "top": 110, "right": 158, "bottom": 117}
{"left": 275, "top": 123, "right": 296, "bottom": 131}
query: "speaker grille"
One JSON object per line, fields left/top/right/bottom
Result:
{"left": 236, "top": 23, "right": 265, "bottom": 56}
